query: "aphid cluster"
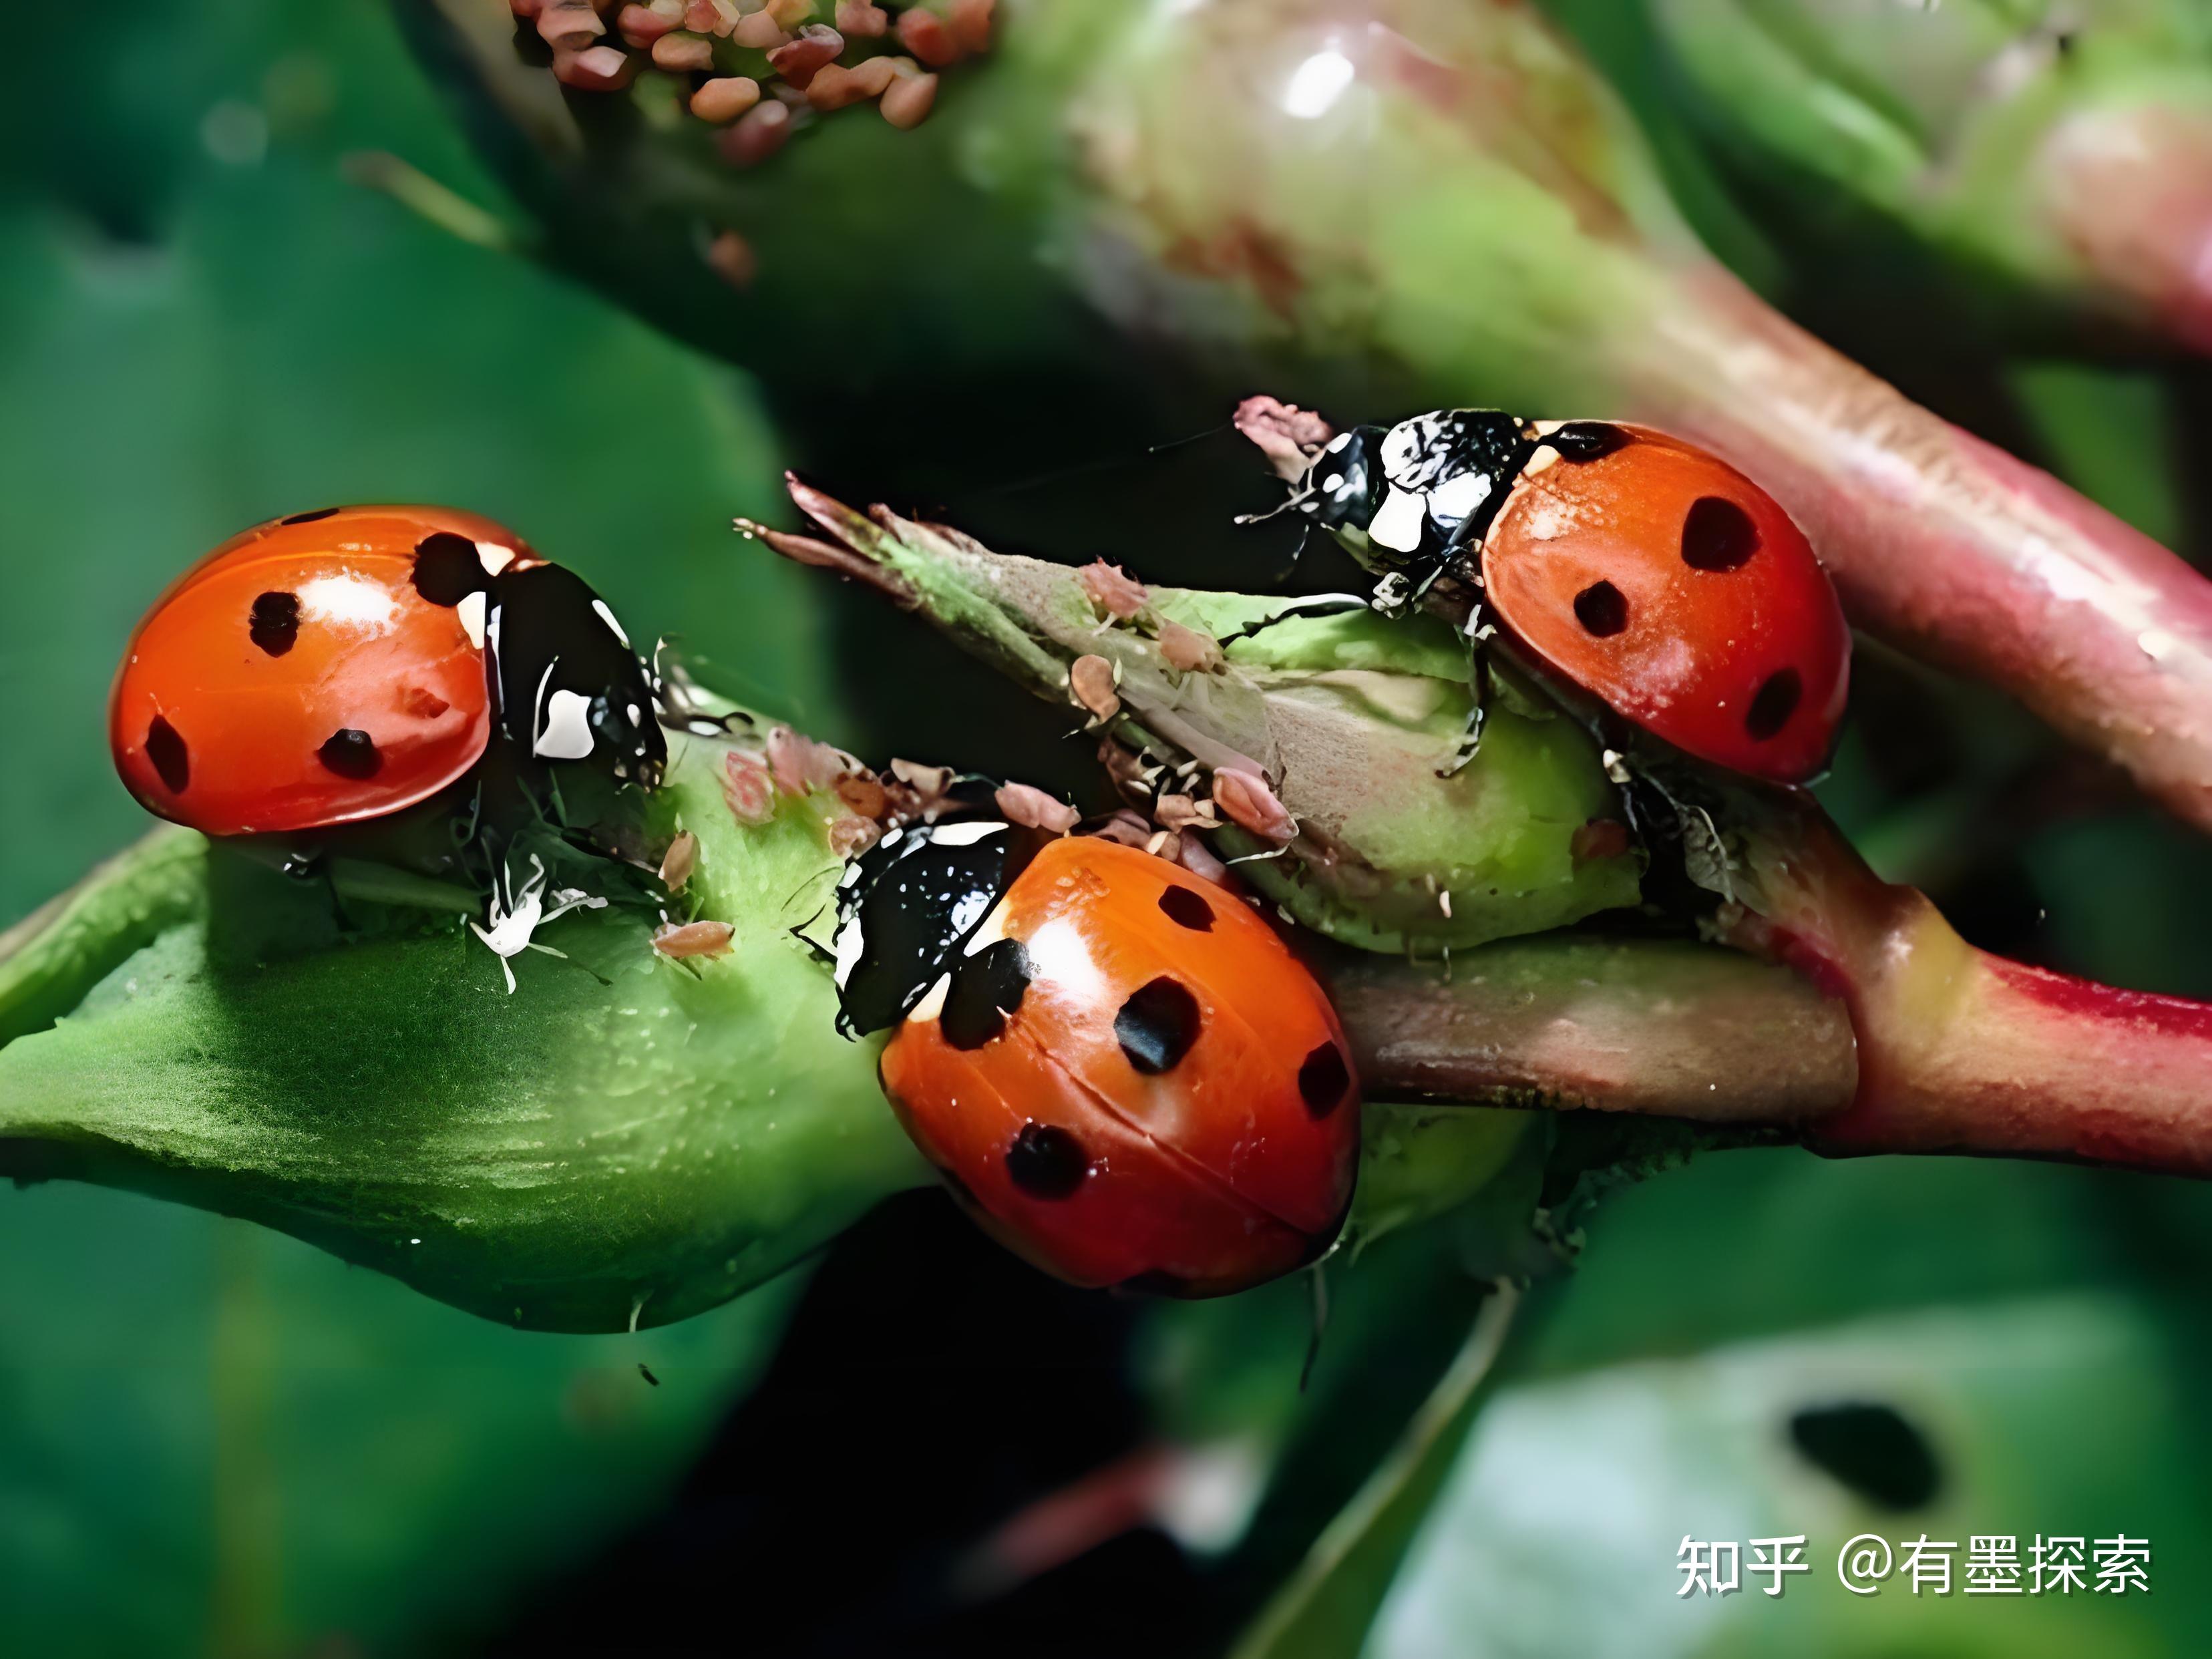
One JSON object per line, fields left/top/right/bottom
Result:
{"left": 513, "top": 0, "right": 992, "bottom": 168}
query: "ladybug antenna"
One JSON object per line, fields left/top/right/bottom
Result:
{"left": 962, "top": 421, "right": 1235, "bottom": 506}
{"left": 1234, "top": 473, "right": 1322, "bottom": 531}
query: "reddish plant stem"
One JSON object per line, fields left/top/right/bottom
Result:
{"left": 765, "top": 473, "right": 2212, "bottom": 1178}
{"left": 1724, "top": 787, "right": 2212, "bottom": 1175}
{"left": 1323, "top": 938, "right": 1854, "bottom": 1128}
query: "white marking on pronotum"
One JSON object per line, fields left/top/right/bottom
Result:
{"left": 945, "top": 884, "right": 994, "bottom": 944}
{"left": 962, "top": 898, "right": 1012, "bottom": 956}
{"left": 591, "top": 598, "right": 631, "bottom": 648}
{"left": 1426, "top": 469, "right": 1492, "bottom": 526}
{"left": 476, "top": 542, "right": 518, "bottom": 576}
{"left": 457, "top": 590, "right": 488, "bottom": 650}
{"left": 908, "top": 972, "right": 953, "bottom": 1023}
{"left": 925, "top": 819, "right": 1008, "bottom": 849}
{"left": 1367, "top": 486, "right": 1425, "bottom": 554}
{"left": 830, "top": 906, "right": 866, "bottom": 989}
{"left": 532, "top": 659, "right": 597, "bottom": 760}
{"left": 1380, "top": 417, "right": 1429, "bottom": 477}
{"left": 482, "top": 604, "right": 503, "bottom": 697}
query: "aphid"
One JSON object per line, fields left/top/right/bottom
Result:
{"left": 110, "top": 506, "right": 665, "bottom": 836}
{"left": 1282, "top": 411, "right": 1851, "bottom": 784}
{"left": 830, "top": 821, "right": 1359, "bottom": 1296}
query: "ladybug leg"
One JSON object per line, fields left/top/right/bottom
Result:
{"left": 1437, "top": 593, "right": 1496, "bottom": 778}
{"left": 1213, "top": 592, "right": 1373, "bottom": 648}
{"left": 1438, "top": 651, "right": 1491, "bottom": 778}
{"left": 282, "top": 847, "right": 358, "bottom": 932}
{"left": 1616, "top": 759, "right": 1736, "bottom": 910}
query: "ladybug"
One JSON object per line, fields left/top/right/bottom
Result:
{"left": 111, "top": 505, "right": 665, "bottom": 837}
{"left": 831, "top": 819, "right": 1360, "bottom": 1296}
{"left": 1287, "top": 411, "right": 1850, "bottom": 784}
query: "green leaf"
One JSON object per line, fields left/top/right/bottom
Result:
{"left": 1228, "top": 1288, "right": 1521, "bottom": 1659}
{"left": 0, "top": 1179, "right": 805, "bottom": 1656}
{"left": 1370, "top": 1296, "right": 2211, "bottom": 1657}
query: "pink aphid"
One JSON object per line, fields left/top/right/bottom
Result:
{"left": 1158, "top": 619, "right": 1224, "bottom": 673}
{"left": 1213, "top": 767, "right": 1296, "bottom": 844}
{"left": 828, "top": 814, "right": 884, "bottom": 858}
{"left": 723, "top": 749, "right": 777, "bottom": 825}
{"left": 768, "top": 726, "right": 858, "bottom": 796}
{"left": 1079, "top": 560, "right": 1149, "bottom": 620}
{"left": 995, "top": 781, "right": 1080, "bottom": 834}
{"left": 654, "top": 920, "right": 737, "bottom": 960}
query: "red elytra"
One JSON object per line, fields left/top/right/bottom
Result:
{"left": 110, "top": 505, "right": 537, "bottom": 837}
{"left": 1482, "top": 425, "right": 1850, "bottom": 783}
{"left": 877, "top": 836, "right": 1360, "bottom": 1296}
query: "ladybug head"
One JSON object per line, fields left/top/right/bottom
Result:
{"left": 487, "top": 564, "right": 669, "bottom": 789}
{"left": 830, "top": 815, "right": 1045, "bottom": 1038}
{"left": 1292, "top": 424, "right": 1387, "bottom": 542}
{"left": 1292, "top": 409, "right": 1540, "bottom": 575}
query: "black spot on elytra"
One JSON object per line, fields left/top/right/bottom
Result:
{"left": 1546, "top": 421, "right": 1629, "bottom": 462}
{"left": 939, "top": 938, "right": 1033, "bottom": 1051}
{"left": 1746, "top": 668, "right": 1803, "bottom": 741}
{"left": 411, "top": 532, "right": 487, "bottom": 607}
{"left": 1297, "top": 1042, "right": 1351, "bottom": 1117}
{"left": 248, "top": 590, "right": 301, "bottom": 657}
{"left": 317, "top": 728, "right": 382, "bottom": 779}
{"left": 1681, "top": 496, "right": 1759, "bottom": 572}
{"left": 1788, "top": 1403, "right": 1941, "bottom": 1511}
{"left": 1573, "top": 580, "right": 1628, "bottom": 637}
{"left": 1115, "top": 977, "right": 1202, "bottom": 1075}
{"left": 1157, "top": 884, "right": 1214, "bottom": 932}
{"left": 1004, "top": 1123, "right": 1089, "bottom": 1200}
{"left": 145, "top": 715, "right": 189, "bottom": 793}
{"left": 281, "top": 506, "right": 340, "bottom": 526}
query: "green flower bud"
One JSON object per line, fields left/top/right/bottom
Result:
{"left": 0, "top": 719, "right": 926, "bottom": 1334}
{"left": 757, "top": 488, "right": 1640, "bottom": 953}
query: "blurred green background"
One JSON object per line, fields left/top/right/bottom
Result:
{"left": 5, "top": 3, "right": 2212, "bottom": 1654}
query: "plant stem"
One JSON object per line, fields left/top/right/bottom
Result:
{"left": 763, "top": 476, "right": 2212, "bottom": 1181}
{"left": 1324, "top": 937, "right": 1853, "bottom": 1127}
{"left": 1726, "top": 787, "right": 2212, "bottom": 1175}
{"left": 401, "top": 0, "right": 2212, "bottom": 829}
